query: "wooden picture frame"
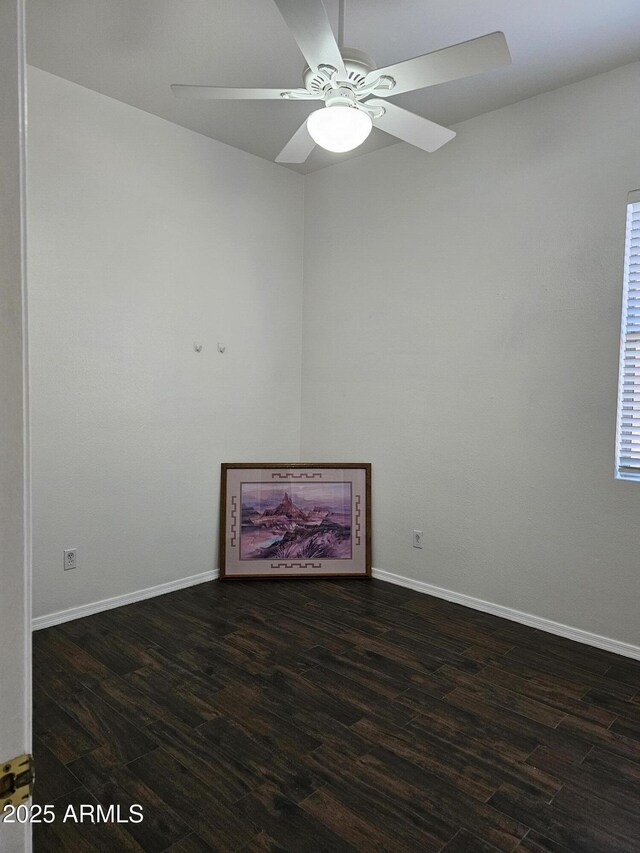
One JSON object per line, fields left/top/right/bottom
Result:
{"left": 219, "top": 463, "right": 371, "bottom": 579}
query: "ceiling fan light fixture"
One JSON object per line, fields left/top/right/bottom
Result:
{"left": 172, "top": 0, "right": 510, "bottom": 165}
{"left": 306, "top": 104, "right": 372, "bottom": 153}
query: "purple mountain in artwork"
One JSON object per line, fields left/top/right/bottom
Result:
{"left": 263, "top": 492, "right": 308, "bottom": 522}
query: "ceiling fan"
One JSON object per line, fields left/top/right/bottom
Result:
{"left": 171, "top": 0, "right": 511, "bottom": 164}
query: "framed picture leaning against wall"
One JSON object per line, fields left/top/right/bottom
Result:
{"left": 219, "top": 462, "right": 371, "bottom": 579}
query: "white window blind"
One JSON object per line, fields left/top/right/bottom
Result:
{"left": 616, "top": 191, "right": 640, "bottom": 478}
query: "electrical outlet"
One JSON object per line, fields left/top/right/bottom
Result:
{"left": 64, "top": 548, "right": 77, "bottom": 570}
{"left": 412, "top": 530, "right": 424, "bottom": 549}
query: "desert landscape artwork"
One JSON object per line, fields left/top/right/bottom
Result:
{"left": 240, "top": 482, "right": 352, "bottom": 560}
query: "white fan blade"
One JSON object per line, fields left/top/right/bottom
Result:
{"left": 275, "top": 120, "right": 316, "bottom": 163}
{"left": 368, "top": 99, "right": 455, "bottom": 153}
{"left": 272, "top": 0, "right": 347, "bottom": 78}
{"left": 172, "top": 85, "right": 296, "bottom": 100}
{"left": 366, "top": 32, "right": 511, "bottom": 97}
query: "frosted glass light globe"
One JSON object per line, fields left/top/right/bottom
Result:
{"left": 307, "top": 105, "right": 373, "bottom": 153}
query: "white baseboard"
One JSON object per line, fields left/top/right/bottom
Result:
{"left": 32, "top": 570, "right": 219, "bottom": 631}
{"left": 372, "top": 567, "right": 640, "bottom": 661}
{"left": 32, "top": 565, "right": 640, "bottom": 662}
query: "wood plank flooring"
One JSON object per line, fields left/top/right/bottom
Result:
{"left": 32, "top": 578, "right": 640, "bottom": 852}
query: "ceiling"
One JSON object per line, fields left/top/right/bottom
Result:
{"left": 27, "top": 0, "right": 640, "bottom": 174}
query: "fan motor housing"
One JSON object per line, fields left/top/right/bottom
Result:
{"left": 303, "top": 48, "right": 377, "bottom": 95}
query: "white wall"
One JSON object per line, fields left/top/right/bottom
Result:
{"left": 28, "top": 68, "right": 304, "bottom": 619}
{"left": 0, "top": 2, "right": 30, "bottom": 849}
{"left": 301, "top": 62, "right": 640, "bottom": 646}
{"left": 28, "top": 61, "right": 640, "bottom": 648}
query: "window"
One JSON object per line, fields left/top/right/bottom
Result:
{"left": 616, "top": 190, "right": 640, "bottom": 479}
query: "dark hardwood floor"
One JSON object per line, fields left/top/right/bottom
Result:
{"left": 32, "top": 578, "right": 640, "bottom": 852}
